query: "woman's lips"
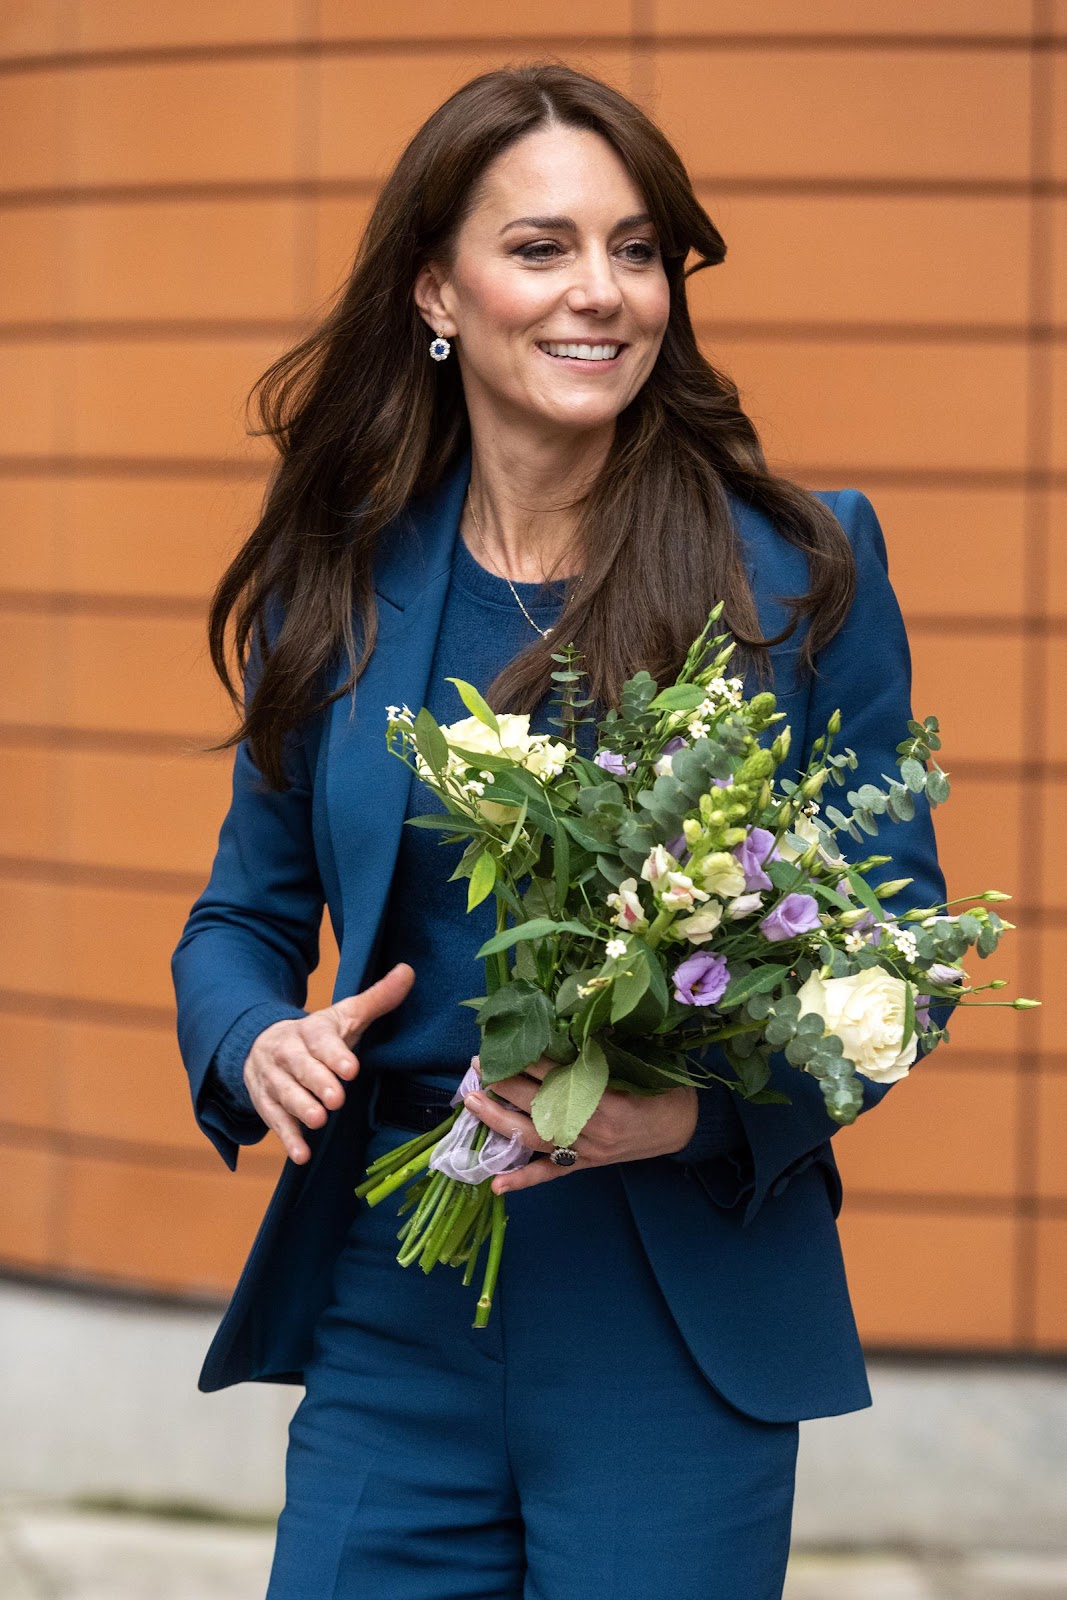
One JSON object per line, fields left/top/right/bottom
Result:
{"left": 535, "top": 342, "right": 627, "bottom": 369}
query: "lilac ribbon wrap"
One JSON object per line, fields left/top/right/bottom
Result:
{"left": 426, "top": 1059, "right": 536, "bottom": 1184}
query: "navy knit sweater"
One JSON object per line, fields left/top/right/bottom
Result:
{"left": 206, "top": 530, "right": 746, "bottom": 1166}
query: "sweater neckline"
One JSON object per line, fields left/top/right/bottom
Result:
{"left": 451, "top": 528, "right": 570, "bottom": 611}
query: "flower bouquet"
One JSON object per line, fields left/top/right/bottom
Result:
{"left": 355, "top": 602, "right": 1036, "bottom": 1326}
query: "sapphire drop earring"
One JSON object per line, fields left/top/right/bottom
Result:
{"left": 429, "top": 329, "right": 451, "bottom": 362}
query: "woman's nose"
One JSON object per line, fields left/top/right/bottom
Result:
{"left": 565, "top": 249, "right": 625, "bottom": 315}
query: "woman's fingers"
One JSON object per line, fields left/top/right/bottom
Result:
{"left": 331, "top": 963, "right": 415, "bottom": 1044}
{"left": 255, "top": 1090, "right": 313, "bottom": 1165}
{"left": 463, "top": 1085, "right": 589, "bottom": 1195}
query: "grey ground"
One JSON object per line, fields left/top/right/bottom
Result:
{"left": 1, "top": 1503, "right": 1065, "bottom": 1600}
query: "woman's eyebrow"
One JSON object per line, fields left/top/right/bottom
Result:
{"left": 499, "top": 212, "right": 652, "bottom": 234}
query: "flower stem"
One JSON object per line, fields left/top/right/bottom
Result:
{"left": 358, "top": 1142, "right": 435, "bottom": 1205}
{"left": 473, "top": 1191, "right": 508, "bottom": 1328}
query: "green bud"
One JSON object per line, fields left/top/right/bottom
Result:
{"left": 839, "top": 907, "right": 873, "bottom": 927}
{"left": 800, "top": 769, "right": 828, "bottom": 799}
{"left": 748, "top": 692, "right": 777, "bottom": 721}
{"left": 757, "top": 780, "right": 773, "bottom": 811}
{"left": 827, "top": 708, "right": 842, "bottom": 735}
{"left": 723, "top": 826, "right": 748, "bottom": 847}
{"left": 682, "top": 817, "right": 703, "bottom": 846}
{"left": 982, "top": 890, "right": 1012, "bottom": 901}
{"left": 771, "top": 727, "right": 792, "bottom": 762}
{"left": 874, "top": 877, "right": 913, "bottom": 899}
{"left": 738, "top": 748, "right": 775, "bottom": 782}
{"left": 1013, "top": 998, "right": 1041, "bottom": 1009}
{"left": 989, "top": 980, "right": 1007, "bottom": 989}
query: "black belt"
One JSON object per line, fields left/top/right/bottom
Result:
{"left": 373, "top": 1073, "right": 462, "bottom": 1134}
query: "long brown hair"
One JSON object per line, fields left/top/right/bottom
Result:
{"left": 208, "top": 60, "right": 855, "bottom": 791}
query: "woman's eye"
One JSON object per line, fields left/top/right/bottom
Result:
{"left": 515, "top": 240, "right": 659, "bottom": 264}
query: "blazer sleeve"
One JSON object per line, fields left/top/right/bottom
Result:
{"left": 683, "top": 487, "right": 956, "bottom": 1226}
{"left": 170, "top": 619, "right": 326, "bottom": 1171}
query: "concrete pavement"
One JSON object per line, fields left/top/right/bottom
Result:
{"left": 2, "top": 1503, "right": 1066, "bottom": 1599}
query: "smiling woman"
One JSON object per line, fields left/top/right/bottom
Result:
{"left": 168, "top": 57, "right": 927, "bottom": 1600}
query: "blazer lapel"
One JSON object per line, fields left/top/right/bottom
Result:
{"left": 324, "top": 443, "right": 472, "bottom": 996}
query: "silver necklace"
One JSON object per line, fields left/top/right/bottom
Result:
{"left": 465, "top": 486, "right": 582, "bottom": 641}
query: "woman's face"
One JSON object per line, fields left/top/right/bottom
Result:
{"left": 417, "top": 124, "right": 671, "bottom": 440}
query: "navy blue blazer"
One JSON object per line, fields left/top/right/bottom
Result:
{"left": 171, "top": 443, "right": 948, "bottom": 1423}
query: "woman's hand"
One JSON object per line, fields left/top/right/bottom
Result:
{"left": 462, "top": 1054, "right": 699, "bottom": 1194}
{"left": 243, "top": 963, "right": 415, "bottom": 1165}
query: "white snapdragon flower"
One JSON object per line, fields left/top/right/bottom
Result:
{"left": 606, "top": 879, "right": 649, "bottom": 933}
{"left": 660, "top": 872, "right": 710, "bottom": 911}
{"left": 674, "top": 903, "right": 723, "bottom": 944}
{"left": 640, "top": 844, "right": 678, "bottom": 890}
{"left": 695, "top": 852, "right": 747, "bottom": 900}
{"left": 725, "top": 891, "right": 763, "bottom": 920}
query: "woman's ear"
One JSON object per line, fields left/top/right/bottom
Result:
{"left": 413, "top": 262, "right": 454, "bottom": 337}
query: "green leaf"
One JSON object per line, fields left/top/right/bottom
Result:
{"left": 718, "top": 964, "right": 790, "bottom": 1009}
{"left": 476, "top": 981, "right": 554, "bottom": 1081}
{"left": 901, "top": 978, "right": 916, "bottom": 1050}
{"left": 899, "top": 757, "right": 926, "bottom": 793}
{"left": 466, "top": 850, "right": 497, "bottom": 911}
{"left": 926, "top": 766, "right": 951, "bottom": 805}
{"left": 553, "top": 815, "right": 571, "bottom": 907}
{"left": 647, "top": 683, "right": 706, "bottom": 712}
{"left": 413, "top": 707, "right": 449, "bottom": 776}
{"left": 844, "top": 866, "right": 885, "bottom": 922}
{"left": 609, "top": 949, "right": 651, "bottom": 1023}
{"left": 475, "top": 916, "right": 589, "bottom": 958}
{"left": 444, "top": 676, "right": 499, "bottom": 735}
{"left": 530, "top": 1037, "right": 610, "bottom": 1146}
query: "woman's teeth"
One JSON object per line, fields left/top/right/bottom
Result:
{"left": 538, "top": 342, "right": 621, "bottom": 361}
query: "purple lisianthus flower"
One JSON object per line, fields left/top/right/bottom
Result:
{"left": 666, "top": 831, "right": 690, "bottom": 864}
{"left": 915, "top": 993, "right": 932, "bottom": 1030}
{"left": 759, "top": 892, "right": 822, "bottom": 942}
{"left": 928, "top": 962, "right": 965, "bottom": 986}
{"left": 732, "top": 825, "right": 782, "bottom": 893}
{"left": 594, "top": 749, "right": 634, "bottom": 776}
{"left": 672, "top": 950, "right": 731, "bottom": 1007}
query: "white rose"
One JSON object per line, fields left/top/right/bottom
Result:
{"left": 695, "top": 851, "right": 747, "bottom": 900}
{"left": 796, "top": 966, "right": 920, "bottom": 1084}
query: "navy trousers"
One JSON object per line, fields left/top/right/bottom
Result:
{"left": 266, "top": 1092, "right": 799, "bottom": 1599}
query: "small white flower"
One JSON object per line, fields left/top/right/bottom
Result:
{"left": 844, "top": 930, "right": 867, "bottom": 954}
{"left": 687, "top": 717, "right": 710, "bottom": 740}
{"left": 891, "top": 927, "right": 919, "bottom": 962}
{"left": 466, "top": 779, "right": 486, "bottom": 797}
{"left": 605, "top": 938, "right": 628, "bottom": 960}
{"left": 479, "top": 770, "right": 495, "bottom": 785}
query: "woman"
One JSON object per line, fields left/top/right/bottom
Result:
{"left": 172, "top": 62, "right": 948, "bottom": 1599}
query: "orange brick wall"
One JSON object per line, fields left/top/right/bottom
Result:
{"left": 0, "top": 2, "right": 1062, "bottom": 1350}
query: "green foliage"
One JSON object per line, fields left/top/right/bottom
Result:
{"left": 475, "top": 981, "right": 555, "bottom": 1082}
{"left": 530, "top": 1037, "right": 610, "bottom": 1147}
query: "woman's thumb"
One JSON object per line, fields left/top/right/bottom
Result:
{"left": 337, "top": 962, "right": 415, "bottom": 1036}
